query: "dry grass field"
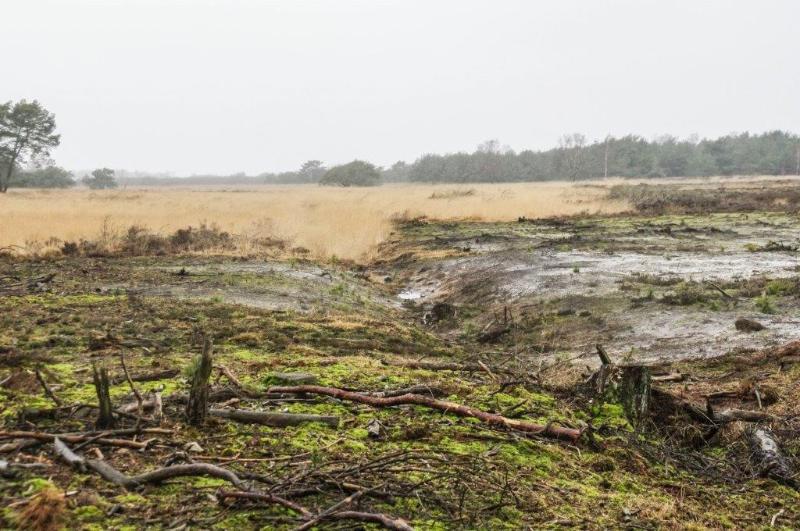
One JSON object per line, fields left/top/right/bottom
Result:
{"left": 0, "top": 182, "right": 628, "bottom": 260}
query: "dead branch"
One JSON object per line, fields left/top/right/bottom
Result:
{"left": 217, "top": 364, "right": 244, "bottom": 388}
{"left": 34, "top": 368, "right": 62, "bottom": 407}
{"left": 328, "top": 511, "right": 414, "bottom": 531}
{"left": 0, "top": 430, "right": 150, "bottom": 450}
{"left": 220, "top": 490, "right": 414, "bottom": 531}
{"left": 651, "top": 372, "right": 687, "bottom": 383}
{"left": 87, "top": 460, "right": 249, "bottom": 490}
{"left": 109, "top": 368, "right": 179, "bottom": 386}
{"left": 712, "top": 408, "right": 774, "bottom": 423}
{"left": 209, "top": 408, "right": 339, "bottom": 428}
{"left": 118, "top": 397, "right": 160, "bottom": 414}
{"left": 267, "top": 385, "right": 581, "bottom": 442}
{"left": 220, "top": 490, "right": 312, "bottom": 517}
{"left": 369, "top": 385, "right": 447, "bottom": 398}
{"left": 381, "top": 358, "right": 513, "bottom": 375}
{"left": 54, "top": 437, "right": 87, "bottom": 472}
{"left": 748, "top": 427, "right": 796, "bottom": 488}
{"left": 0, "top": 459, "right": 48, "bottom": 478}
{"left": 119, "top": 352, "right": 143, "bottom": 425}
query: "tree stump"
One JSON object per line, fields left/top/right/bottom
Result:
{"left": 186, "top": 337, "right": 214, "bottom": 426}
{"left": 92, "top": 364, "right": 115, "bottom": 429}
{"left": 586, "top": 345, "right": 651, "bottom": 429}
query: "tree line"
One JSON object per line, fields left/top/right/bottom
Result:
{"left": 402, "top": 132, "right": 800, "bottom": 183}
{"left": 2, "top": 98, "right": 799, "bottom": 189}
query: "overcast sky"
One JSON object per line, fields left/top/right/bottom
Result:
{"left": 5, "top": 0, "right": 799, "bottom": 175}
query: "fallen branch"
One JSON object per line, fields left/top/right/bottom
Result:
{"left": 217, "top": 365, "right": 244, "bottom": 388}
{"left": 267, "top": 385, "right": 581, "bottom": 442}
{"left": 109, "top": 368, "right": 179, "bottom": 386}
{"left": 87, "top": 460, "right": 248, "bottom": 490}
{"left": 35, "top": 368, "right": 63, "bottom": 407}
{"left": 369, "top": 385, "right": 447, "bottom": 399}
{"left": 54, "top": 437, "right": 87, "bottom": 472}
{"left": 712, "top": 408, "right": 774, "bottom": 424}
{"left": 0, "top": 459, "right": 48, "bottom": 478}
{"left": 219, "top": 490, "right": 311, "bottom": 518}
{"left": 651, "top": 372, "right": 687, "bottom": 383}
{"left": 55, "top": 439, "right": 249, "bottom": 491}
{"left": 381, "top": 358, "right": 513, "bottom": 376}
{"left": 0, "top": 430, "right": 151, "bottom": 450}
{"left": 220, "top": 490, "right": 414, "bottom": 531}
{"left": 209, "top": 408, "right": 339, "bottom": 428}
{"left": 119, "top": 352, "right": 143, "bottom": 425}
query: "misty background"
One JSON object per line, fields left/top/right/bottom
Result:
{"left": 4, "top": 0, "right": 799, "bottom": 177}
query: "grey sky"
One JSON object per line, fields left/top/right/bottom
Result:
{"left": 5, "top": 0, "right": 799, "bottom": 175}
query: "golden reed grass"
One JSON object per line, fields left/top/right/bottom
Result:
{"left": 1, "top": 182, "right": 628, "bottom": 260}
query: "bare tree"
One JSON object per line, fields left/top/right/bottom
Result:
{"left": 558, "top": 133, "right": 587, "bottom": 180}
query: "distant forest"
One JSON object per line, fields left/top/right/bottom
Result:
{"left": 10, "top": 131, "right": 800, "bottom": 188}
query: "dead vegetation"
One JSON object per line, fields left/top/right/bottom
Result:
{"left": 609, "top": 180, "right": 800, "bottom": 215}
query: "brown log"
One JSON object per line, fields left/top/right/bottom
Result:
{"left": 267, "top": 385, "right": 581, "bottom": 443}
{"left": 186, "top": 337, "right": 214, "bottom": 425}
{"left": 209, "top": 408, "right": 339, "bottom": 428}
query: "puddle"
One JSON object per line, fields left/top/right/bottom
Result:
{"left": 398, "top": 289, "right": 424, "bottom": 301}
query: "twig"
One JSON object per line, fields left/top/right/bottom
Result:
{"left": 217, "top": 365, "right": 244, "bottom": 388}
{"left": 35, "top": 368, "right": 63, "bottom": 407}
{"left": 119, "top": 352, "right": 143, "bottom": 426}
{"left": 294, "top": 488, "right": 369, "bottom": 531}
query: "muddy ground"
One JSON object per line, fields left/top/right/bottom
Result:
{"left": 2, "top": 182, "right": 800, "bottom": 529}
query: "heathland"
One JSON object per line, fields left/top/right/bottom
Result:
{"left": 2, "top": 177, "right": 800, "bottom": 529}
